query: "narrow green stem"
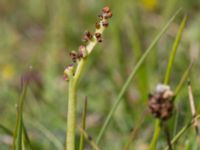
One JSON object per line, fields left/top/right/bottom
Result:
{"left": 150, "top": 14, "right": 187, "bottom": 150}
{"left": 164, "top": 15, "right": 188, "bottom": 84}
{"left": 79, "top": 97, "right": 88, "bottom": 150}
{"left": 65, "top": 7, "right": 110, "bottom": 149}
{"left": 66, "top": 80, "right": 77, "bottom": 150}
{"left": 150, "top": 120, "right": 161, "bottom": 150}
{"left": 66, "top": 24, "right": 104, "bottom": 150}
{"left": 150, "top": 63, "right": 192, "bottom": 150}
{"left": 79, "top": 127, "right": 101, "bottom": 150}
{"left": 164, "top": 115, "right": 200, "bottom": 150}
{"left": 96, "top": 8, "right": 181, "bottom": 144}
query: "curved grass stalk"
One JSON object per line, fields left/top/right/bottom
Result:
{"left": 12, "top": 80, "right": 28, "bottom": 150}
{"left": 79, "top": 127, "right": 101, "bottom": 150}
{"left": 96, "top": 8, "right": 181, "bottom": 144}
{"left": 65, "top": 7, "right": 112, "bottom": 150}
{"left": 150, "top": 14, "right": 187, "bottom": 150}
{"left": 164, "top": 115, "right": 200, "bottom": 150}
{"left": 30, "top": 121, "right": 63, "bottom": 150}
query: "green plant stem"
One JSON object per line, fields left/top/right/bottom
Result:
{"left": 150, "top": 120, "right": 161, "bottom": 150}
{"left": 164, "top": 15, "right": 188, "bottom": 84}
{"left": 164, "top": 115, "right": 200, "bottom": 150}
{"left": 123, "top": 110, "right": 146, "bottom": 150}
{"left": 12, "top": 81, "right": 28, "bottom": 150}
{"left": 96, "top": 8, "right": 181, "bottom": 144}
{"left": 0, "top": 124, "right": 13, "bottom": 135}
{"left": 174, "top": 62, "right": 193, "bottom": 95}
{"left": 25, "top": 118, "right": 63, "bottom": 150}
{"left": 150, "top": 14, "right": 187, "bottom": 150}
{"left": 66, "top": 12, "right": 107, "bottom": 150}
{"left": 79, "top": 97, "right": 88, "bottom": 150}
{"left": 22, "top": 122, "right": 33, "bottom": 150}
{"left": 66, "top": 79, "right": 77, "bottom": 150}
{"left": 79, "top": 127, "right": 101, "bottom": 150}
{"left": 150, "top": 62, "right": 192, "bottom": 150}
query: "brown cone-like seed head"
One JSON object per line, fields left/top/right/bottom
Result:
{"left": 148, "top": 84, "right": 174, "bottom": 121}
{"left": 102, "top": 6, "right": 110, "bottom": 13}
{"left": 95, "top": 32, "right": 102, "bottom": 43}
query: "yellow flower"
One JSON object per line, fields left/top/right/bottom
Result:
{"left": 141, "top": 0, "right": 157, "bottom": 11}
{"left": 2, "top": 64, "right": 15, "bottom": 81}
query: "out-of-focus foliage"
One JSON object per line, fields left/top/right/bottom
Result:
{"left": 0, "top": 0, "right": 200, "bottom": 149}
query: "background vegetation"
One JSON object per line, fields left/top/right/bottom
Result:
{"left": 0, "top": 0, "right": 200, "bottom": 149}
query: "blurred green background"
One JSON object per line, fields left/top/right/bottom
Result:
{"left": 0, "top": 0, "right": 200, "bottom": 149}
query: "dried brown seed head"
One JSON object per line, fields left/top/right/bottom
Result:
{"left": 97, "top": 38, "right": 102, "bottom": 43}
{"left": 163, "top": 90, "right": 174, "bottom": 99}
{"left": 95, "top": 22, "right": 100, "bottom": 29}
{"left": 107, "top": 12, "right": 113, "bottom": 18}
{"left": 148, "top": 84, "right": 174, "bottom": 121}
{"left": 102, "top": 6, "right": 110, "bottom": 13}
{"left": 95, "top": 33, "right": 102, "bottom": 43}
{"left": 69, "top": 51, "right": 78, "bottom": 63}
{"left": 95, "top": 32, "right": 101, "bottom": 38}
{"left": 83, "top": 31, "right": 93, "bottom": 42}
{"left": 102, "top": 20, "right": 109, "bottom": 27}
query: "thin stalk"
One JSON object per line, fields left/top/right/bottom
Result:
{"left": 174, "top": 62, "right": 193, "bottom": 95}
{"left": 96, "top": 8, "right": 181, "bottom": 144}
{"left": 79, "top": 127, "right": 101, "bottom": 150}
{"left": 22, "top": 122, "right": 33, "bottom": 150}
{"left": 65, "top": 7, "right": 111, "bottom": 150}
{"left": 164, "top": 115, "right": 200, "bottom": 150}
{"left": 12, "top": 79, "right": 28, "bottom": 150}
{"left": 188, "top": 81, "right": 198, "bottom": 133}
{"left": 149, "top": 62, "right": 192, "bottom": 150}
{"left": 79, "top": 97, "right": 88, "bottom": 150}
{"left": 150, "top": 120, "right": 161, "bottom": 150}
{"left": 0, "top": 124, "right": 13, "bottom": 135}
{"left": 162, "top": 122, "right": 173, "bottom": 150}
{"left": 164, "top": 15, "right": 188, "bottom": 84}
{"left": 123, "top": 110, "right": 146, "bottom": 150}
{"left": 150, "top": 14, "right": 187, "bottom": 150}
{"left": 172, "top": 110, "right": 179, "bottom": 137}
{"left": 66, "top": 41, "right": 97, "bottom": 150}
{"left": 26, "top": 118, "right": 63, "bottom": 150}
{"left": 22, "top": 131, "right": 25, "bottom": 150}
{"left": 66, "top": 79, "right": 77, "bottom": 150}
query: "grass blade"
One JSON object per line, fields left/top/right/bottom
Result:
{"left": 79, "top": 127, "right": 101, "bottom": 150}
{"left": 174, "top": 62, "right": 193, "bottom": 95}
{"left": 26, "top": 119, "right": 63, "bottom": 150}
{"left": 123, "top": 111, "right": 146, "bottom": 150}
{"left": 96, "top": 8, "right": 182, "bottom": 144}
{"left": 12, "top": 79, "right": 28, "bottom": 150}
{"left": 22, "top": 122, "right": 33, "bottom": 150}
{"left": 188, "top": 81, "right": 199, "bottom": 134}
{"left": 164, "top": 115, "right": 200, "bottom": 150}
{"left": 164, "top": 15, "right": 188, "bottom": 84}
{"left": 0, "top": 124, "right": 13, "bottom": 136}
{"left": 22, "top": 131, "right": 26, "bottom": 150}
{"left": 150, "top": 14, "right": 188, "bottom": 150}
{"left": 79, "top": 97, "right": 88, "bottom": 150}
{"left": 150, "top": 62, "right": 193, "bottom": 150}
